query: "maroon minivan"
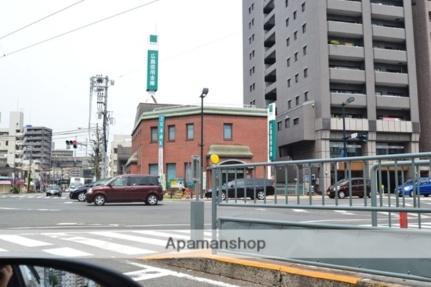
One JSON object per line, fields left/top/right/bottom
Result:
{"left": 86, "top": 174, "right": 163, "bottom": 206}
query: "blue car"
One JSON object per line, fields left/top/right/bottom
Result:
{"left": 396, "top": 178, "right": 431, "bottom": 197}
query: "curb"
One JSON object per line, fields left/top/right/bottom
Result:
{"left": 141, "top": 251, "right": 422, "bottom": 287}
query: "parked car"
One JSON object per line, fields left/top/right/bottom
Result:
{"left": 66, "top": 182, "right": 83, "bottom": 192}
{"left": 205, "top": 178, "right": 274, "bottom": 200}
{"left": 326, "top": 178, "right": 370, "bottom": 199}
{"left": 69, "top": 178, "right": 111, "bottom": 202}
{"left": 85, "top": 174, "right": 163, "bottom": 206}
{"left": 46, "top": 184, "right": 62, "bottom": 197}
{"left": 395, "top": 178, "right": 431, "bottom": 197}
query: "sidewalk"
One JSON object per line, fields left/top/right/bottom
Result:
{"left": 141, "top": 251, "right": 426, "bottom": 287}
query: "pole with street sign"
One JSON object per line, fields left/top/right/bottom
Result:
{"left": 267, "top": 103, "right": 277, "bottom": 178}
{"left": 146, "top": 34, "right": 158, "bottom": 104}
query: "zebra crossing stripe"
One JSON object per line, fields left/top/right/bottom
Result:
{"left": 91, "top": 231, "right": 167, "bottom": 247}
{"left": 43, "top": 247, "right": 92, "bottom": 257}
{"left": 0, "top": 235, "right": 52, "bottom": 247}
{"left": 59, "top": 236, "right": 154, "bottom": 255}
{"left": 172, "top": 229, "right": 213, "bottom": 237}
{"left": 0, "top": 248, "right": 7, "bottom": 252}
{"left": 133, "top": 230, "right": 191, "bottom": 240}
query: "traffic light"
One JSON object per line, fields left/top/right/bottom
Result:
{"left": 65, "top": 140, "right": 78, "bottom": 149}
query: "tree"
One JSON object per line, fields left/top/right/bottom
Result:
{"left": 89, "top": 125, "right": 102, "bottom": 180}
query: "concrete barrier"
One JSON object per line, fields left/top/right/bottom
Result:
{"left": 142, "top": 252, "right": 428, "bottom": 287}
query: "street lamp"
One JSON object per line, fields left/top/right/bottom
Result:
{"left": 191, "top": 88, "right": 208, "bottom": 241}
{"left": 199, "top": 88, "right": 209, "bottom": 200}
{"left": 342, "top": 96, "right": 355, "bottom": 159}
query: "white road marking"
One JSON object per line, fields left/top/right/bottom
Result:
{"left": 91, "top": 231, "right": 167, "bottom": 246}
{"left": 56, "top": 223, "right": 78, "bottom": 225}
{"left": 0, "top": 235, "right": 52, "bottom": 247}
{"left": 59, "top": 236, "right": 154, "bottom": 255}
{"left": 133, "top": 230, "right": 191, "bottom": 240}
{"left": 0, "top": 248, "right": 7, "bottom": 252}
{"left": 43, "top": 247, "right": 92, "bottom": 257}
{"left": 63, "top": 202, "right": 73, "bottom": 204}
{"left": 292, "top": 209, "right": 308, "bottom": 213}
{"left": 0, "top": 207, "right": 18, "bottom": 210}
{"left": 334, "top": 210, "right": 355, "bottom": 216}
{"left": 126, "top": 262, "right": 240, "bottom": 286}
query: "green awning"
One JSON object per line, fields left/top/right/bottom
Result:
{"left": 207, "top": 144, "right": 253, "bottom": 159}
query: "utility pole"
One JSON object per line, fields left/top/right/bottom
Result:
{"left": 92, "top": 75, "right": 114, "bottom": 179}
{"left": 26, "top": 146, "right": 33, "bottom": 192}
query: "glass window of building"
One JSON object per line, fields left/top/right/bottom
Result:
{"left": 186, "top": 123, "right": 194, "bottom": 140}
{"left": 168, "top": 125, "right": 176, "bottom": 141}
{"left": 224, "top": 123, "right": 233, "bottom": 140}
{"left": 150, "top": 127, "right": 158, "bottom": 143}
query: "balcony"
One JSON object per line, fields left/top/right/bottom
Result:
{"left": 331, "top": 92, "right": 367, "bottom": 107}
{"left": 373, "top": 47, "right": 407, "bottom": 63}
{"left": 327, "top": 0, "right": 362, "bottom": 16}
{"left": 376, "top": 95, "right": 410, "bottom": 109}
{"left": 328, "top": 21, "right": 363, "bottom": 37}
{"left": 371, "top": 3, "right": 404, "bottom": 21}
{"left": 375, "top": 71, "right": 408, "bottom": 86}
{"left": 265, "top": 82, "right": 277, "bottom": 96}
{"left": 376, "top": 119, "right": 412, "bottom": 133}
{"left": 372, "top": 25, "right": 405, "bottom": 42}
{"left": 329, "top": 67, "right": 365, "bottom": 84}
{"left": 328, "top": 44, "right": 364, "bottom": 61}
{"left": 331, "top": 118, "right": 369, "bottom": 131}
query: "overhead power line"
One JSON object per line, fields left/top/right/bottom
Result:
{"left": 0, "top": 0, "right": 86, "bottom": 41}
{"left": 1, "top": 0, "right": 160, "bottom": 59}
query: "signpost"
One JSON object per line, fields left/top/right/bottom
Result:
{"left": 267, "top": 103, "right": 277, "bottom": 178}
{"left": 146, "top": 34, "right": 158, "bottom": 104}
{"left": 158, "top": 115, "right": 165, "bottom": 190}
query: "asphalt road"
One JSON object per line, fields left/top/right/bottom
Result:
{"left": 1, "top": 192, "right": 431, "bottom": 286}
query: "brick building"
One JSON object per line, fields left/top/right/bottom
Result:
{"left": 127, "top": 104, "right": 268, "bottom": 188}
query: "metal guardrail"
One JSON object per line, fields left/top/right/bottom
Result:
{"left": 209, "top": 152, "right": 431, "bottom": 281}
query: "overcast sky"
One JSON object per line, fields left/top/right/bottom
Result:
{"left": 0, "top": 0, "right": 243, "bottom": 152}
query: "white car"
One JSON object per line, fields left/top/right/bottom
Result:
{"left": 46, "top": 185, "right": 62, "bottom": 197}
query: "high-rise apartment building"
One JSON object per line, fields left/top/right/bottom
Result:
{"left": 0, "top": 112, "right": 24, "bottom": 169}
{"left": 23, "top": 126, "right": 52, "bottom": 169}
{"left": 412, "top": 0, "right": 431, "bottom": 152}
{"left": 244, "top": 0, "right": 420, "bottom": 164}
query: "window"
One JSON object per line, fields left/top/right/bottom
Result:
{"left": 252, "top": 18, "right": 255, "bottom": 26}
{"left": 251, "top": 34, "right": 255, "bottom": 41}
{"left": 293, "top": 118, "right": 299, "bottom": 125}
{"left": 285, "top": 18, "right": 289, "bottom": 27}
{"left": 295, "top": 96, "right": 299, "bottom": 105}
{"left": 287, "top": 79, "right": 291, "bottom": 87}
{"left": 149, "top": 164, "right": 158, "bottom": 176}
{"left": 277, "top": 121, "right": 282, "bottom": 131}
{"left": 294, "top": 31, "right": 298, "bottom": 40}
{"left": 302, "top": 23, "right": 306, "bottom": 33}
{"left": 186, "top": 123, "right": 194, "bottom": 140}
{"left": 150, "top": 127, "right": 158, "bottom": 143}
{"left": 168, "top": 125, "right": 176, "bottom": 141}
{"left": 111, "top": 177, "right": 127, "bottom": 187}
{"left": 293, "top": 11, "right": 297, "bottom": 20}
{"left": 224, "top": 123, "right": 233, "bottom": 140}
{"left": 287, "top": 58, "right": 290, "bottom": 67}
{"left": 166, "top": 163, "right": 177, "bottom": 183}
{"left": 294, "top": 52, "right": 298, "bottom": 61}
{"left": 303, "top": 45, "right": 307, "bottom": 55}
{"left": 304, "top": 91, "right": 309, "bottom": 101}
{"left": 129, "top": 176, "right": 158, "bottom": 186}
{"left": 286, "top": 37, "right": 290, "bottom": 46}
{"left": 285, "top": 0, "right": 288, "bottom": 7}
{"left": 295, "top": 73, "right": 299, "bottom": 83}
{"left": 288, "top": 100, "right": 292, "bottom": 109}
{"left": 302, "top": 2, "right": 305, "bottom": 12}
{"left": 304, "top": 68, "right": 308, "bottom": 78}
{"left": 285, "top": 118, "right": 290, "bottom": 128}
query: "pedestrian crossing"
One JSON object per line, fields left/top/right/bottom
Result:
{"left": 0, "top": 193, "right": 66, "bottom": 199}
{"left": 0, "top": 229, "right": 213, "bottom": 258}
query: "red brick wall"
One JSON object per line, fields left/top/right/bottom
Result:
{"left": 131, "top": 114, "right": 267, "bottom": 179}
